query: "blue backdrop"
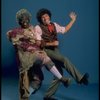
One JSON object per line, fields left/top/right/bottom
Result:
{"left": 1, "top": 0, "right": 99, "bottom": 84}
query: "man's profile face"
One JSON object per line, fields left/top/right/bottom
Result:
{"left": 19, "top": 15, "right": 30, "bottom": 28}
{"left": 41, "top": 14, "right": 50, "bottom": 25}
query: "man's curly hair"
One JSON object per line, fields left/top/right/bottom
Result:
{"left": 16, "top": 9, "right": 32, "bottom": 22}
{"left": 36, "top": 8, "right": 52, "bottom": 24}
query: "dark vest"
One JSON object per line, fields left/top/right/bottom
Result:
{"left": 39, "top": 22, "right": 58, "bottom": 42}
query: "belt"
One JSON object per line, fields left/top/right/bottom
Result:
{"left": 44, "top": 46, "right": 58, "bottom": 50}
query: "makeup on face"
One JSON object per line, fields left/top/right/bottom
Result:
{"left": 19, "top": 16, "right": 30, "bottom": 28}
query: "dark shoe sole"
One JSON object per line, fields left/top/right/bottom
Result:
{"left": 80, "top": 73, "right": 89, "bottom": 85}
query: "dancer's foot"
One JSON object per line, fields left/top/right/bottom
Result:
{"left": 79, "top": 73, "right": 89, "bottom": 85}
{"left": 60, "top": 77, "right": 72, "bottom": 87}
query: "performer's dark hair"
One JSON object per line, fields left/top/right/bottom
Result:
{"left": 36, "top": 8, "right": 52, "bottom": 23}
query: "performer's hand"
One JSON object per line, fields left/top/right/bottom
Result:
{"left": 40, "top": 40, "right": 46, "bottom": 49}
{"left": 53, "top": 41, "right": 59, "bottom": 46}
{"left": 46, "top": 41, "right": 59, "bottom": 46}
{"left": 69, "top": 12, "right": 77, "bottom": 22}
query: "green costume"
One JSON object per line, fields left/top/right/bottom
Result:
{"left": 7, "top": 25, "right": 55, "bottom": 100}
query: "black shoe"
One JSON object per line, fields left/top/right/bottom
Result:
{"left": 43, "top": 97, "right": 57, "bottom": 100}
{"left": 79, "top": 73, "right": 89, "bottom": 85}
{"left": 60, "top": 77, "right": 72, "bottom": 88}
